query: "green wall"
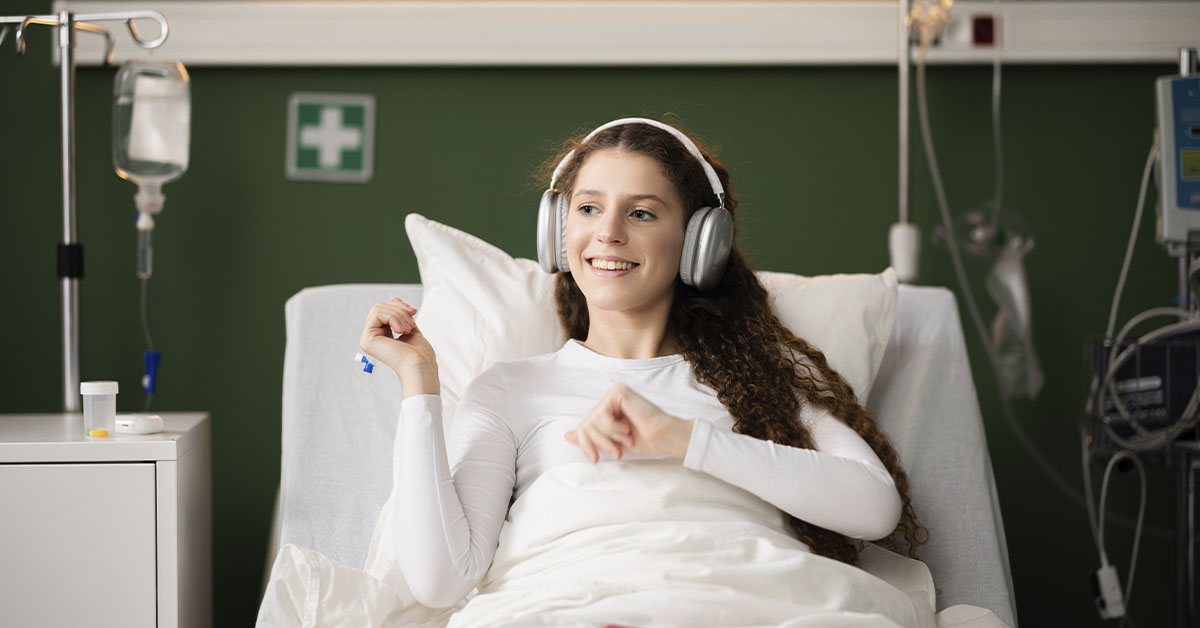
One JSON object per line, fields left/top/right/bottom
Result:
{"left": 0, "top": 14, "right": 1187, "bottom": 627}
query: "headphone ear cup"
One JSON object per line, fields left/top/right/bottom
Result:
{"left": 680, "top": 206, "right": 733, "bottom": 291}
{"left": 679, "top": 207, "right": 712, "bottom": 288}
{"left": 536, "top": 188, "right": 560, "bottom": 273}
{"left": 555, "top": 192, "right": 571, "bottom": 273}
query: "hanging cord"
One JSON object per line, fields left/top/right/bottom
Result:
{"left": 915, "top": 39, "right": 1172, "bottom": 541}
{"left": 915, "top": 37, "right": 1074, "bottom": 500}
{"left": 1079, "top": 432, "right": 1148, "bottom": 628}
{"left": 1086, "top": 142, "right": 1200, "bottom": 450}
{"left": 1105, "top": 146, "right": 1162, "bottom": 341}
{"left": 1099, "top": 320, "right": 1200, "bottom": 450}
{"left": 141, "top": 275, "right": 154, "bottom": 411}
{"left": 1080, "top": 425, "right": 1106, "bottom": 564}
{"left": 988, "top": 0, "right": 1004, "bottom": 222}
{"left": 1078, "top": 143, "right": 1180, "bottom": 569}
{"left": 1097, "top": 451, "right": 1148, "bottom": 627}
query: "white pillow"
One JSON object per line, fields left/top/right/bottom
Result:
{"left": 756, "top": 269, "right": 897, "bottom": 402}
{"left": 406, "top": 214, "right": 561, "bottom": 419}
{"left": 406, "top": 213, "right": 897, "bottom": 417}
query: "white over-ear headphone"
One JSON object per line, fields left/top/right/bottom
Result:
{"left": 536, "top": 117, "right": 734, "bottom": 292}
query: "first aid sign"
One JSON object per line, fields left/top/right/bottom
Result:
{"left": 286, "top": 92, "right": 375, "bottom": 183}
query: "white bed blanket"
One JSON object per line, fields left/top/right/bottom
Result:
{"left": 259, "top": 460, "right": 1007, "bottom": 628}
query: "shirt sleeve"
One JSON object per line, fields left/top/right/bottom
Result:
{"left": 681, "top": 403, "right": 902, "bottom": 540}
{"left": 391, "top": 367, "right": 518, "bottom": 608}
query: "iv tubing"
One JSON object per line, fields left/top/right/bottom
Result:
{"left": 989, "top": 0, "right": 1004, "bottom": 221}
{"left": 898, "top": 0, "right": 910, "bottom": 225}
{"left": 1105, "top": 146, "right": 1161, "bottom": 341}
{"left": 140, "top": 276, "right": 154, "bottom": 350}
{"left": 140, "top": 276, "right": 154, "bottom": 410}
{"left": 915, "top": 37, "right": 1169, "bottom": 541}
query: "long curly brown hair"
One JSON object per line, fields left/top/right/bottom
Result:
{"left": 537, "top": 119, "right": 928, "bottom": 564}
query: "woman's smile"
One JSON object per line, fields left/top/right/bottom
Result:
{"left": 586, "top": 255, "right": 640, "bottom": 276}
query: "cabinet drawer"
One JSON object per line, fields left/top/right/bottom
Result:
{"left": 0, "top": 463, "right": 157, "bottom": 628}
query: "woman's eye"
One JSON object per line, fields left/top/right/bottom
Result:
{"left": 578, "top": 204, "right": 598, "bottom": 215}
{"left": 632, "top": 209, "right": 656, "bottom": 220}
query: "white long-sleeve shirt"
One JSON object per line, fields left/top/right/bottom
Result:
{"left": 393, "top": 339, "right": 902, "bottom": 608}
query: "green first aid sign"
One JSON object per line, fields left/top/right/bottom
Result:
{"left": 286, "top": 92, "right": 375, "bottom": 183}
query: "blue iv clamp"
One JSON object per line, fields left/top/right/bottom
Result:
{"left": 142, "top": 349, "right": 162, "bottom": 393}
{"left": 355, "top": 352, "right": 376, "bottom": 374}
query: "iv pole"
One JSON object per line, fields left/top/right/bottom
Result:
{"left": 0, "top": 10, "right": 169, "bottom": 412}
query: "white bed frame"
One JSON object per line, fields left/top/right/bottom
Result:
{"left": 268, "top": 283, "right": 1018, "bottom": 627}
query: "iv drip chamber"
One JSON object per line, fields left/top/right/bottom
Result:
{"left": 113, "top": 59, "right": 189, "bottom": 280}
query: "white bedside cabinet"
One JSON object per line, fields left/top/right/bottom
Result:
{"left": 0, "top": 413, "right": 211, "bottom": 628}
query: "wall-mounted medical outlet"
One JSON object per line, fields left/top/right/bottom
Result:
{"left": 921, "top": 12, "right": 1000, "bottom": 50}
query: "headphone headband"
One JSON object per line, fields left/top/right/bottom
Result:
{"left": 549, "top": 117, "right": 727, "bottom": 210}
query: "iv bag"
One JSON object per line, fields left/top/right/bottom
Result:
{"left": 113, "top": 59, "right": 190, "bottom": 187}
{"left": 986, "top": 246, "right": 1044, "bottom": 399}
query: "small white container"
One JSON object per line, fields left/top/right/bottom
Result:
{"left": 81, "top": 381, "right": 119, "bottom": 438}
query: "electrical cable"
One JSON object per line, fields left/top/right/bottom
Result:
{"left": 1081, "top": 430, "right": 1150, "bottom": 625}
{"left": 1080, "top": 423, "right": 1106, "bottom": 560}
{"left": 1091, "top": 142, "right": 1200, "bottom": 448}
{"left": 1098, "top": 307, "right": 1194, "bottom": 420}
{"left": 1083, "top": 308, "right": 1192, "bottom": 443}
{"left": 1081, "top": 138, "right": 1194, "bottom": 623}
{"left": 1104, "top": 146, "right": 1161, "bottom": 342}
{"left": 988, "top": 0, "right": 1003, "bottom": 224}
{"left": 1101, "top": 326, "right": 1200, "bottom": 451}
{"left": 1096, "top": 451, "right": 1147, "bottom": 627}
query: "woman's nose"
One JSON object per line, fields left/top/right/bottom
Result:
{"left": 597, "top": 212, "right": 626, "bottom": 244}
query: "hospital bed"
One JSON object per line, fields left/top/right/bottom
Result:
{"left": 269, "top": 282, "right": 1018, "bottom": 627}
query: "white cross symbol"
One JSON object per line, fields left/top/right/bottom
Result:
{"left": 300, "top": 107, "right": 362, "bottom": 169}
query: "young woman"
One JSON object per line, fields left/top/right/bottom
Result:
{"left": 358, "top": 118, "right": 927, "bottom": 616}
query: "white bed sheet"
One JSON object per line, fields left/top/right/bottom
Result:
{"left": 276, "top": 283, "right": 1016, "bottom": 627}
{"left": 262, "top": 458, "right": 1006, "bottom": 627}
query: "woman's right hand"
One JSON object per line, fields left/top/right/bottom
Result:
{"left": 359, "top": 298, "right": 440, "bottom": 396}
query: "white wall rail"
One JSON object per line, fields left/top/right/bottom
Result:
{"left": 48, "top": 1, "right": 1200, "bottom": 67}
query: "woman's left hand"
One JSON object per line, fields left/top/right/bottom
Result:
{"left": 565, "top": 383, "right": 694, "bottom": 463}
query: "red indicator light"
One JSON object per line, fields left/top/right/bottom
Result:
{"left": 972, "top": 15, "right": 995, "bottom": 46}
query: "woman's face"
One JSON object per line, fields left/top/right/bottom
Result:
{"left": 564, "top": 148, "right": 688, "bottom": 315}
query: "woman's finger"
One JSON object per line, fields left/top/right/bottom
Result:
{"left": 581, "top": 423, "right": 623, "bottom": 461}
{"left": 368, "top": 302, "right": 409, "bottom": 324}
{"left": 584, "top": 403, "right": 631, "bottom": 443}
{"left": 366, "top": 315, "right": 411, "bottom": 339}
{"left": 390, "top": 297, "right": 418, "bottom": 314}
{"left": 605, "top": 416, "right": 635, "bottom": 449}
{"left": 370, "top": 304, "right": 417, "bottom": 335}
{"left": 577, "top": 425, "right": 598, "bottom": 463}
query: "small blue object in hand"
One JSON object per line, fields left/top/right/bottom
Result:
{"left": 354, "top": 352, "right": 375, "bottom": 374}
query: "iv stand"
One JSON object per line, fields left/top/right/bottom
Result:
{"left": 0, "top": 10, "right": 169, "bottom": 412}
